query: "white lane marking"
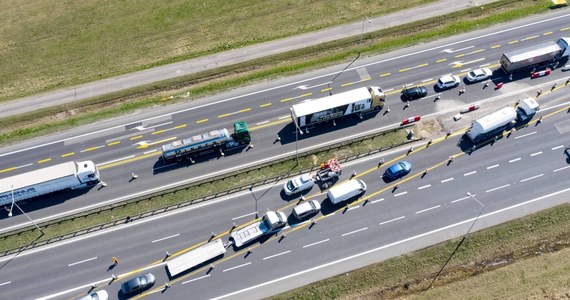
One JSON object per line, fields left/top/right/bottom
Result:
{"left": 209, "top": 184, "right": 570, "bottom": 300}
{"left": 530, "top": 151, "right": 542, "bottom": 157}
{"left": 232, "top": 212, "right": 258, "bottom": 221}
{"left": 341, "top": 227, "right": 368, "bottom": 237}
{"left": 143, "top": 149, "right": 158, "bottom": 154}
{"left": 2, "top": 163, "right": 33, "bottom": 171}
{"left": 135, "top": 121, "right": 173, "bottom": 131}
{"left": 554, "top": 166, "right": 570, "bottom": 172}
{"left": 68, "top": 256, "right": 97, "bottom": 267}
{"left": 416, "top": 205, "right": 441, "bottom": 214}
{"left": 0, "top": 281, "right": 12, "bottom": 287}
{"left": 460, "top": 68, "right": 472, "bottom": 73}
{"left": 256, "top": 121, "right": 269, "bottom": 125}
{"left": 441, "top": 178, "right": 454, "bottom": 183}
{"left": 394, "top": 191, "right": 408, "bottom": 197}
{"left": 486, "top": 164, "right": 499, "bottom": 170}
{"left": 515, "top": 131, "right": 537, "bottom": 139}
{"left": 278, "top": 115, "right": 290, "bottom": 120}
{"left": 418, "top": 184, "right": 431, "bottom": 190}
{"left": 303, "top": 239, "right": 330, "bottom": 248}
{"left": 451, "top": 196, "right": 471, "bottom": 203}
{"left": 421, "top": 78, "right": 433, "bottom": 82}
{"left": 370, "top": 198, "right": 384, "bottom": 204}
{"left": 552, "top": 145, "right": 564, "bottom": 150}
{"left": 97, "top": 155, "right": 135, "bottom": 166}
{"left": 379, "top": 216, "right": 405, "bottom": 225}
{"left": 486, "top": 184, "right": 510, "bottom": 193}
{"left": 509, "top": 157, "right": 521, "bottom": 163}
{"left": 182, "top": 274, "right": 210, "bottom": 285}
{"left": 347, "top": 206, "right": 360, "bottom": 211}
{"left": 263, "top": 250, "right": 291, "bottom": 260}
{"left": 464, "top": 171, "right": 477, "bottom": 176}
{"left": 151, "top": 233, "right": 180, "bottom": 243}
{"left": 520, "top": 174, "right": 544, "bottom": 182}
{"left": 383, "top": 88, "right": 394, "bottom": 92}
{"left": 223, "top": 262, "right": 252, "bottom": 273}
{"left": 480, "top": 62, "right": 491, "bottom": 67}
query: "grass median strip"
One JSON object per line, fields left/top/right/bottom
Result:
{"left": 0, "top": 0, "right": 554, "bottom": 145}
{"left": 0, "top": 129, "right": 409, "bottom": 254}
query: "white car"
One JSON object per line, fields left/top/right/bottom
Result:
{"left": 436, "top": 74, "right": 461, "bottom": 90}
{"left": 466, "top": 68, "right": 493, "bottom": 82}
{"left": 77, "top": 290, "right": 108, "bottom": 300}
{"left": 292, "top": 200, "right": 321, "bottom": 220}
{"left": 562, "top": 64, "right": 570, "bottom": 71}
{"left": 283, "top": 174, "right": 314, "bottom": 196}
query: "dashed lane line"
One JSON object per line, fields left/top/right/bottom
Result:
{"left": 441, "top": 177, "right": 454, "bottom": 183}
{"left": 464, "top": 171, "right": 476, "bottom": 176}
{"left": 520, "top": 174, "right": 544, "bottom": 182}
{"left": 530, "top": 151, "right": 542, "bottom": 157}
{"left": 416, "top": 205, "right": 441, "bottom": 214}
{"left": 182, "top": 275, "right": 210, "bottom": 285}
{"left": 509, "top": 157, "right": 521, "bottom": 163}
{"left": 341, "top": 227, "right": 368, "bottom": 237}
{"left": 379, "top": 216, "right": 405, "bottom": 225}
{"left": 303, "top": 239, "right": 330, "bottom": 249}
{"left": 223, "top": 262, "right": 252, "bottom": 273}
{"left": 262, "top": 250, "right": 291, "bottom": 260}
{"left": 486, "top": 164, "right": 499, "bottom": 169}
{"left": 486, "top": 184, "right": 510, "bottom": 193}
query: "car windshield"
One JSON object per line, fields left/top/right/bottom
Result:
{"left": 286, "top": 180, "right": 296, "bottom": 190}
{"left": 309, "top": 201, "right": 316, "bottom": 210}
{"left": 468, "top": 71, "right": 476, "bottom": 77}
{"left": 139, "top": 276, "right": 147, "bottom": 285}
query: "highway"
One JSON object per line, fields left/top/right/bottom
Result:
{"left": 0, "top": 86, "right": 569, "bottom": 299}
{"left": 1, "top": 9, "right": 570, "bottom": 233}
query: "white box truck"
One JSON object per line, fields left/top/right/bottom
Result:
{"left": 500, "top": 37, "right": 570, "bottom": 73}
{"left": 0, "top": 161, "right": 100, "bottom": 206}
{"left": 327, "top": 179, "right": 367, "bottom": 204}
{"left": 230, "top": 210, "right": 287, "bottom": 248}
{"left": 166, "top": 239, "right": 226, "bottom": 277}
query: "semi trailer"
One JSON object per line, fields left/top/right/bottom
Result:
{"left": 500, "top": 37, "right": 570, "bottom": 74}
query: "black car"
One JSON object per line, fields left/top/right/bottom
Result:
{"left": 121, "top": 273, "right": 156, "bottom": 296}
{"left": 401, "top": 86, "right": 428, "bottom": 100}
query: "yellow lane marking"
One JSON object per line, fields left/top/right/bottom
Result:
{"left": 260, "top": 103, "right": 272, "bottom": 108}
{"left": 436, "top": 58, "right": 447, "bottom": 63}
{"left": 379, "top": 72, "right": 391, "bottom": 77}
{"left": 451, "top": 57, "right": 485, "bottom": 68}
{"left": 151, "top": 130, "right": 166, "bottom": 135}
{"left": 38, "top": 158, "right": 52, "bottom": 164}
{"left": 239, "top": 108, "right": 252, "bottom": 113}
{"left": 490, "top": 45, "right": 501, "bottom": 49}
{"left": 399, "top": 68, "right": 411, "bottom": 72}
{"left": 81, "top": 146, "right": 104, "bottom": 152}
{"left": 130, "top": 135, "right": 143, "bottom": 140}
{"left": 107, "top": 141, "right": 120, "bottom": 146}
{"left": 98, "top": 151, "right": 162, "bottom": 170}
{"left": 280, "top": 97, "right": 294, "bottom": 102}
{"left": 454, "top": 53, "right": 465, "bottom": 58}
{"left": 521, "top": 35, "right": 539, "bottom": 41}
{"left": 471, "top": 49, "right": 485, "bottom": 54}
{"left": 135, "top": 137, "right": 178, "bottom": 149}
{"left": 399, "top": 63, "right": 428, "bottom": 73}
{"left": 196, "top": 119, "right": 208, "bottom": 124}
{"left": 340, "top": 82, "right": 354, "bottom": 87}
{"left": 280, "top": 93, "right": 312, "bottom": 102}
{"left": 248, "top": 118, "right": 290, "bottom": 131}
{"left": 321, "top": 87, "right": 332, "bottom": 92}
{"left": 508, "top": 40, "right": 519, "bottom": 44}
{"left": 0, "top": 167, "right": 17, "bottom": 173}
{"left": 174, "top": 124, "right": 187, "bottom": 129}
{"left": 543, "top": 31, "right": 553, "bottom": 35}
{"left": 61, "top": 152, "right": 75, "bottom": 158}
{"left": 560, "top": 27, "right": 570, "bottom": 31}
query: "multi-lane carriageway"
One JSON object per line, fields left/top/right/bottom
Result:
{"left": 1, "top": 11, "right": 570, "bottom": 234}
{"left": 11, "top": 87, "right": 570, "bottom": 300}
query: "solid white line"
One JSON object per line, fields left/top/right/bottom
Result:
{"left": 441, "top": 178, "right": 454, "bottom": 183}
{"left": 486, "top": 164, "right": 499, "bottom": 170}
{"left": 514, "top": 131, "right": 537, "bottom": 139}
{"left": 263, "top": 250, "right": 291, "bottom": 260}
{"left": 379, "top": 216, "right": 405, "bottom": 225}
{"left": 232, "top": 212, "right": 258, "bottom": 221}
{"left": 486, "top": 184, "right": 510, "bottom": 193}
{"left": 223, "top": 262, "right": 252, "bottom": 272}
{"left": 341, "top": 227, "right": 368, "bottom": 237}
{"left": 394, "top": 191, "right": 408, "bottom": 197}
{"left": 552, "top": 145, "right": 564, "bottom": 150}
{"left": 68, "top": 256, "right": 97, "bottom": 267}
{"left": 151, "top": 233, "right": 180, "bottom": 243}
{"left": 520, "top": 174, "right": 544, "bottom": 182}
{"left": 0, "top": 281, "right": 11, "bottom": 286}
{"left": 278, "top": 115, "right": 290, "bottom": 120}
{"left": 303, "top": 239, "right": 330, "bottom": 248}
{"left": 530, "top": 151, "right": 542, "bottom": 157}
{"left": 256, "top": 121, "right": 269, "bottom": 125}
{"left": 416, "top": 205, "right": 441, "bottom": 214}
{"left": 463, "top": 171, "right": 477, "bottom": 176}
{"left": 209, "top": 185, "right": 570, "bottom": 300}
{"left": 370, "top": 198, "right": 384, "bottom": 204}
{"left": 554, "top": 166, "right": 570, "bottom": 172}
{"left": 509, "top": 158, "right": 521, "bottom": 163}
{"left": 97, "top": 155, "right": 136, "bottom": 166}
{"left": 182, "top": 274, "right": 210, "bottom": 285}
{"left": 418, "top": 184, "right": 431, "bottom": 190}
{"left": 347, "top": 206, "right": 360, "bottom": 211}
{"left": 450, "top": 196, "right": 471, "bottom": 204}
{"left": 143, "top": 149, "right": 158, "bottom": 154}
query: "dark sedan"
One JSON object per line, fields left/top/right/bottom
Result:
{"left": 401, "top": 86, "right": 428, "bottom": 100}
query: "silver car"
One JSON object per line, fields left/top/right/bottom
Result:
{"left": 283, "top": 174, "right": 314, "bottom": 196}
{"left": 121, "top": 273, "right": 156, "bottom": 295}
{"left": 292, "top": 200, "right": 321, "bottom": 220}
{"left": 77, "top": 290, "right": 108, "bottom": 300}
{"left": 466, "top": 68, "right": 492, "bottom": 82}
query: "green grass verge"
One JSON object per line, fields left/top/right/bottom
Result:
{"left": 269, "top": 203, "right": 570, "bottom": 299}
{"left": 0, "top": 0, "right": 554, "bottom": 145}
{"left": 0, "top": 130, "right": 409, "bottom": 254}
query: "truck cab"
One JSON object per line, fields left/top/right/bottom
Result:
{"left": 516, "top": 97, "right": 540, "bottom": 123}
{"left": 232, "top": 121, "right": 251, "bottom": 145}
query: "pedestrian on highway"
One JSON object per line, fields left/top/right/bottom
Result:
{"left": 112, "top": 257, "right": 119, "bottom": 265}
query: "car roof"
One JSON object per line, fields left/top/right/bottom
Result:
{"left": 439, "top": 74, "right": 456, "bottom": 81}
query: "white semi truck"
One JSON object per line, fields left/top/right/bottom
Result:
{"left": 166, "top": 238, "right": 227, "bottom": 277}
{"left": 230, "top": 210, "right": 287, "bottom": 248}
{"left": 290, "top": 86, "right": 385, "bottom": 129}
{"left": 0, "top": 161, "right": 100, "bottom": 206}
{"left": 500, "top": 37, "right": 570, "bottom": 74}
{"left": 465, "top": 98, "right": 539, "bottom": 144}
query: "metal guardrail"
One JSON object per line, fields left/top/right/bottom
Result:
{"left": 0, "top": 125, "right": 417, "bottom": 256}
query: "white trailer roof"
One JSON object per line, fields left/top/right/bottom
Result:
{"left": 504, "top": 41, "right": 560, "bottom": 63}
{"left": 473, "top": 107, "right": 517, "bottom": 133}
{"left": 0, "top": 162, "right": 77, "bottom": 193}
{"left": 291, "top": 87, "right": 372, "bottom": 117}
{"left": 167, "top": 239, "right": 226, "bottom": 277}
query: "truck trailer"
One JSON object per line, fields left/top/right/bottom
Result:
{"left": 166, "top": 238, "right": 227, "bottom": 277}
{"left": 230, "top": 210, "right": 287, "bottom": 248}
{"left": 161, "top": 121, "right": 251, "bottom": 162}
{"left": 500, "top": 37, "right": 570, "bottom": 74}
{"left": 465, "top": 98, "right": 539, "bottom": 144}
{"left": 0, "top": 161, "right": 100, "bottom": 206}
{"left": 290, "top": 86, "right": 385, "bottom": 129}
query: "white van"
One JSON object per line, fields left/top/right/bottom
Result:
{"left": 327, "top": 179, "right": 367, "bottom": 204}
